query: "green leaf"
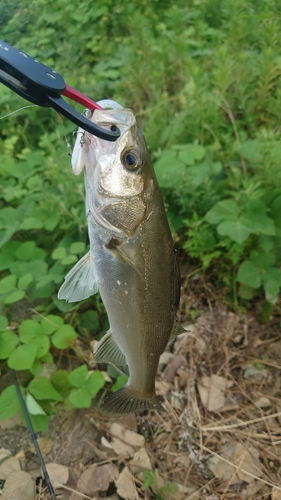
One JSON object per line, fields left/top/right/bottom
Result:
{"left": 154, "top": 150, "right": 186, "bottom": 189}
{"left": 35, "top": 335, "right": 51, "bottom": 358}
{"left": 18, "top": 273, "right": 33, "bottom": 290}
{"left": 80, "top": 310, "right": 99, "bottom": 334}
{"left": 10, "top": 260, "right": 48, "bottom": 280}
{"left": 0, "top": 315, "right": 9, "bottom": 332}
{"left": 31, "top": 361, "right": 43, "bottom": 376}
{"left": 243, "top": 201, "right": 275, "bottom": 236}
{"left": 15, "top": 241, "right": 46, "bottom": 261}
{"left": 0, "top": 274, "right": 17, "bottom": 293}
{"left": 52, "top": 247, "right": 67, "bottom": 260}
{"left": 237, "top": 254, "right": 281, "bottom": 295}
{"left": 0, "top": 253, "right": 15, "bottom": 271}
{"left": 69, "top": 387, "right": 91, "bottom": 408}
{"left": 238, "top": 284, "right": 257, "bottom": 300}
{"left": 8, "top": 343, "right": 38, "bottom": 370}
{"left": 237, "top": 260, "right": 262, "bottom": 289}
{"left": 70, "top": 242, "right": 86, "bottom": 254}
{"left": 239, "top": 140, "right": 262, "bottom": 162}
{"left": 0, "top": 385, "right": 20, "bottom": 420}
{"left": 185, "top": 161, "right": 222, "bottom": 188}
{"left": 0, "top": 226, "right": 20, "bottom": 249}
{"left": 51, "top": 369, "right": 73, "bottom": 399}
{"left": 44, "top": 213, "right": 60, "bottom": 231}
{"left": 68, "top": 365, "right": 88, "bottom": 387}
{"left": 61, "top": 255, "right": 78, "bottom": 265}
{"left": 0, "top": 207, "right": 19, "bottom": 227}
{"left": 217, "top": 220, "right": 251, "bottom": 244}
{"left": 0, "top": 330, "right": 19, "bottom": 359}
{"left": 19, "top": 319, "right": 44, "bottom": 343}
{"left": 258, "top": 235, "right": 273, "bottom": 253}
{"left": 28, "top": 377, "right": 64, "bottom": 402}
{"left": 21, "top": 413, "right": 49, "bottom": 432}
{"left": 262, "top": 267, "right": 281, "bottom": 296}
{"left": 41, "top": 315, "right": 64, "bottom": 335}
{"left": 271, "top": 195, "right": 281, "bottom": 237}
{"left": 25, "top": 394, "right": 46, "bottom": 415}
{"left": 112, "top": 374, "right": 128, "bottom": 392}
{"left": 176, "top": 144, "right": 205, "bottom": 165}
{"left": 20, "top": 217, "right": 44, "bottom": 230}
{"left": 40, "top": 352, "right": 54, "bottom": 363}
{"left": 5, "top": 290, "right": 25, "bottom": 304}
{"left": 52, "top": 325, "right": 77, "bottom": 349}
{"left": 86, "top": 371, "right": 105, "bottom": 395}
{"left": 205, "top": 200, "right": 238, "bottom": 225}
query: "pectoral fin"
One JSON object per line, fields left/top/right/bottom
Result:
{"left": 58, "top": 251, "right": 98, "bottom": 302}
{"left": 94, "top": 331, "right": 127, "bottom": 366}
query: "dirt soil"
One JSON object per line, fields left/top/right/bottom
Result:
{"left": 1, "top": 286, "right": 281, "bottom": 500}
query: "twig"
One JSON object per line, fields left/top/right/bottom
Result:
{"left": 201, "top": 410, "right": 281, "bottom": 431}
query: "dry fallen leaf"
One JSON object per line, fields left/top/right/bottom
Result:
{"left": 0, "top": 448, "right": 12, "bottom": 462}
{"left": 243, "top": 366, "right": 268, "bottom": 381}
{"left": 272, "top": 487, "right": 281, "bottom": 500}
{"left": 46, "top": 463, "right": 69, "bottom": 487}
{"left": 197, "top": 374, "right": 233, "bottom": 412}
{"left": 0, "top": 456, "right": 21, "bottom": 479}
{"left": 177, "top": 367, "right": 189, "bottom": 388}
{"left": 173, "top": 453, "right": 190, "bottom": 468}
{"left": 116, "top": 466, "right": 137, "bottom": 500}
{"left": 129, "top": 447, "right": 152, "bottom": 473}
{"left": 29, "top": 436, "right": 53, "bottom": 456}
{"left": 159, "top": 351, "right": 174, "bottom": 369}
{"left": 77, "top": 463, "right": 119, "bottom": 495}
{"left": 155, "top": 380, "right": 170, "bottom": 396}
{"left": 208, "top": 441, "right": 261, "bottom": 485}
{"left": 233, "top": 443, "right": 261, "bottom": 483}
{"left": 0, "top": 414, "right": 22, "bottom": 430}
{"left": 109, "top": 422, "right": 145, "bottom": 457}
{"left": 1, "top": 470, "right": 35, "bottom": 500}
{"left": 241, "top": 479, "right": 264, "bottom": 499}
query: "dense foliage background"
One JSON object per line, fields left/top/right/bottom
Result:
{"left": 0, "top": 0, "right": 281, "bottom": 428}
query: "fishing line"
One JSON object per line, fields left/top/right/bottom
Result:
{"left": 0, "top": 103, "right": 75, "bottom": 158}
{"left": 10, "top": 369, "right": 56, "bottom": 500}
{"left": 0, "top": 104, "right": 37, "bottom": 120}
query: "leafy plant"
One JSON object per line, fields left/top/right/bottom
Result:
{"left": 142, "top": 470, "right": 178, "bottom": 500}
{"left": 0, "top": 315, "right": 106, "bottom": 430}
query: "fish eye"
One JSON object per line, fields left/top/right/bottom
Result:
{"left": 121, "top": 149, "right": 141, "bottom": 171}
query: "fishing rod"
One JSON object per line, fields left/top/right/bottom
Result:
{"left": 11, "top": 369, "right": 56, "bottom": 500}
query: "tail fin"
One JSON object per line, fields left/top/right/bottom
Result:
{"left": 99, "top": 387, "right": 164, "bottom": 418}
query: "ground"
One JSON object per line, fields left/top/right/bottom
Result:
{"left": 0, "top": 284, "right": 281, "bottom": 500}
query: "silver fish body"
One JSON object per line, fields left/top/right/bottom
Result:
{"left": 58, "top": 102, "right": 181, "bottom": 416}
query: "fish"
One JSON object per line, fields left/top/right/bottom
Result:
{"left": 58, "top": 100, "right": 183, "bottom": 417}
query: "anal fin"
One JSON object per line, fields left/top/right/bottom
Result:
{"left": 58, "top": 251, "right": 98, "bottom": 302}
{"left": 99, "top": 387, "right": 164, "bottom": 418}
{"left": 94, "top": 331, "right": 127, "bottom": 366}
